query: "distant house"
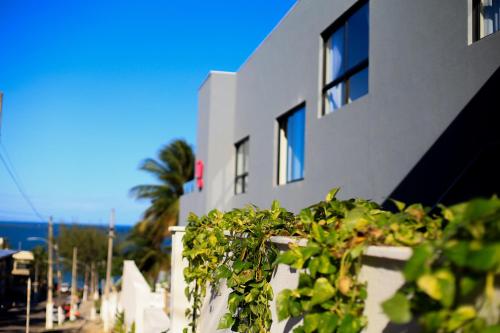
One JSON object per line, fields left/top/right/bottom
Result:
{"left": 0, "top": 249, "right": 34, "bottom": 309}
{"left": 180, "top": 0, "right": 500, "bottom": 222}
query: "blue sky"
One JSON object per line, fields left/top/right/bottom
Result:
{"left": 0, "top": 0, "right": 296, "bottom": 225}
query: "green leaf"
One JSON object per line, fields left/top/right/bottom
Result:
{"left": 238, "top": 269, "right": 255, "bottom": 284}
{"left": 382, "top": 292, "right": 412, "bottom": 324}
{"left": 483, "top": 325, "right": 500, "bottom": 333}
{"left": 318, "top": 255, "right": 336, "bottom": 274}
{"left": 444, "top": 240, "right": 469, "bottom": 267}
{"left": 215, "top": 264, "right": 232, "bottom": 279}
{"left": 447, "top": 306, "right": 476, "bottom": 332}
{"left": 416, "top": 269, "right": 455, "bottom": 308}
{"left": 434, "top": 269, "right": 455, "bottom": 308}
{"left": 310, "top": 278, "right": 335, "bottom": 306}
{"left": 289, "top": 299, "right": 302, "bottom": 317}
{"left": 318, "top": 313, "right": 338, "bottom": 333}
{"left": 217, "top": 313, "right": 235, "bottom": 329}
{"left": 277, "top": 250, "right": 300, "bottom": 265}
{"left": 304, "top": 313, "right": 320, "bottom": 333}
{"left": 403, "top": 243, "right": 433, "bottom": 281}
{"left": 466, "top": 243, "right": 500, "bottom": 271}
{"left": 272, "top": 200, "right": 281, "bottom": 211}
{"left": 299, "top": 244, "right": 321, "bottom": 260}
{"left": 298, "top": 273, "right": 314, "bottom": 288}
{"left": 390, "top": 199, "right": 406, "bottom": 212}
{"left": 308, "top": 257, "right": 320, "bottom": 278}
{"left": 338, "top": 314, "right": 361, "bottom": 333}
{"left": 311, "top": 223, "right": 327, "bottom": 243}
{"left": 417, "top": 274, "right": 441, "bottom": 300}
{"left": 228, "top": 293, "right": 243, "bottom": 313}
{"left": 325, "top": 188, "right": 340, "bottom": 202}
{"left": 277, "top": 290, "right": 291, "bottom": 321}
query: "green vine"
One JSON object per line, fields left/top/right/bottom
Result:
{"left": 275, "top": 188, "right": 442, "bottom": 333}
{"left": 183, "top": 210, "right": 228, "bottom": 333}
{"left": 182, "top": 188, "right": 499, "bottom": 333}
{"left": 382, "top": 197, "right": 500, "bottom": 332}
{"left": 183, "top": 202, "right": 296, "bottom": 333}
{"left": 216, "top": 202, "right": 296, "bottom": 332}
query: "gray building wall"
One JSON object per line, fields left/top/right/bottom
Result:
{"left": 180, "top": 0, "right": 500, "bottom": 224}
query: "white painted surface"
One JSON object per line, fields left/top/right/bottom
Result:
{"left": 120, "top": 260, "right": 170, "bottom": 333}
{"left": 169, "top": 228, "right": 190, "bottom": 333}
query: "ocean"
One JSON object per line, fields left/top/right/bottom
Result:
{"left": 0, "top": 221, "right": 132, "bottom": 251}
{"left": 0, "top": 221, "right": 133, "bottom": 286}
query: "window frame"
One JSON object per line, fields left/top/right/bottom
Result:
{"left": 234, "top": 136, "right": 249, "bottom": 195}
{"left": 277, "top": 103, "right": 306, "bottom": 185}
{"left": 321, "top": 0, "right": 369, "bottom": 115}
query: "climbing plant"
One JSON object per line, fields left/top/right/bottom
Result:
{"left": 183, "top": 210, "right": 228, "bottom": 333}
{"left": 182, "top": 188, "right": 499, "bottom": 333}
{"left": 216, "top": 201, "right": 297, "bottom": 332}
{"left": 183, "top": 202, "right": 296, "bottom": 333}
{"left": 275, "top": 188, "right": 442, "bottom": 333}
{"left": 383, "top": 197, "right": 500, "bottom": 333}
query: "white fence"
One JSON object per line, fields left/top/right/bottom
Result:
{"left": 169, "top": 227, "right": 419, "bottom": 333}
{"left": 120, "top": 260, "right": 170, "bottom": 333}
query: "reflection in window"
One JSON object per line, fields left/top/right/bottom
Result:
{"left": 474, "top": 0, "right": 500, "bottom": 40}
{"left": 278, "top": 106, "right": 305, "bottom": 184}
{"left": 323, "top": 2, "right": 369, "bottom": 114}
{"left": 235, "top": 137, "right": 249, "bottom": 194}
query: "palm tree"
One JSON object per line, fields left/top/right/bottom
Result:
{"left": 128, "top": 139, "right": 194, "bottom": 278}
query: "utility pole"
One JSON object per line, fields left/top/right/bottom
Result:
{"left": 45, "top": 217, "right": 54, "bottom": 329}
{"left": 26, "top": 277, "right": 31, "bottom": 333}
{"left": 102, "top": 209, "right": 115, "bottom": 332}
{"left": 55, "top": 243, "right": 64, "bottom": 326}
{"left": 90, "top": 262, "right": 97, "bottom": 320}
{"left": 70, "top": 247, "right": 78, "bottom": 321}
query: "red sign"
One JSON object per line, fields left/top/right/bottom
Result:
{"left": 195, "top": 160, "right": 204, "bottom": 191}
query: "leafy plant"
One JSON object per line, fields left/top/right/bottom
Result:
{"left": 275, "top": 189, "right": 442, "bottom": 333}
{"left": 383, "top": 197, "right": 500, "bottom": 332}
{"left": 183, "top": 210, "right": 228, "bottom": 333}
{"left": 183, "top": 202, "right": 296, "bottom": 333}
{"left": 215, "top": 201, "right": 296, "bottom": 333}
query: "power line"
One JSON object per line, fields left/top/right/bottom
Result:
{"left": 0, "top": 142, "right": 26, "bottom": 191}
{"left": 0, "top": 148, "right": 45, "bottom": 222}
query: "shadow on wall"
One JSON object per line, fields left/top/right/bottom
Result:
{"left": 384, "top": 66, "right": 500, "bottom": 209}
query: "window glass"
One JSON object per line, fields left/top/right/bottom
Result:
{"left": 323, "top": 2, "right": 369, "bottom": 114}
{"left": 327, "top": 26, "right": 345, "bottom": 82}
{"left": 325, "top": 82, "right": 345, "bottom": 112}
{"left": 282, "top": 107, "right": 305, "bottom": 183}
{"left": 482, "top": 0, "right": 500, "bottom": 37}
{"left": 347, "top": 3, "right": 369, "bottom": 69}
{"left": 348, "top": 67, "right": 368, "bottom": 102}
{"left": 234, "top": 138, "right": 249, "bottom": 194}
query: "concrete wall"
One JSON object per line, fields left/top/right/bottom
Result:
{"left": 180, "top": 0, "right": 500, "bottom": 221}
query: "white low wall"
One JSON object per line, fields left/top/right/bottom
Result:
{"left": 170, "top": 227, "right": 420, "bottom": 333}
{"left": 120, "top": 260, "right": 170, "bottom": 333}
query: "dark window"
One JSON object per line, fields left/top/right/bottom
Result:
{"left": 235, "top": 137, "right": 249, "bottom": 194}
{"left": 278, "top": 105, "right": 305, "bottom": 184}
{"left": 323, "top": 1, "right": 369, "bottom": 114}
{"left": 473, "top": 0, "right": 500, "bottom": 41}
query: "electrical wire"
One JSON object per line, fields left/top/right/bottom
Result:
{"left": 0, "top": 148, "right": 45, "bottom": 222}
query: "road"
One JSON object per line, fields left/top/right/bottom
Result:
{"left": 0, "top": 301, "right": 46, "bottom": 333}
{"left": 0, "top": 300, "right": 100, "bottom": 333}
